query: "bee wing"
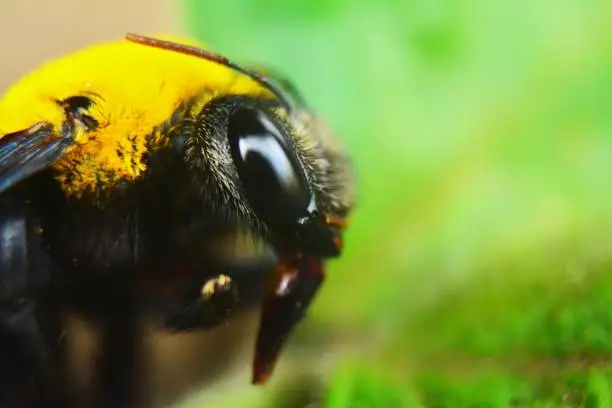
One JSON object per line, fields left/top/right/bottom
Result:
{"left": 0, "top": 122, "right": 71, "bottom": 194}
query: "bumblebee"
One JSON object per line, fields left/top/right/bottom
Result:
{"left": 0, "top": 34, "right": 355, "bottom": 408}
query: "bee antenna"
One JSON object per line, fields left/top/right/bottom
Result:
{"left": 125, "top": 33, "right": 294, "bottom": 113}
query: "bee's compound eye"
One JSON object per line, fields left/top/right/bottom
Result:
{"left": 228, "top": 107, "right": 311, "bottom": 224}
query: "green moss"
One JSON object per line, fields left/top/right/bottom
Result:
{"left": 394, "top": 261, "right": 612, "bottom": 358}
{"left": 322, "top": 364, "right": 612, "bottom": 408}
{"left": 325, "top": 362, "right": 423, "bottom": 408}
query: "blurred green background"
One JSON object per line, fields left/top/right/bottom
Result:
{"left": 181, "top": 1, "right": 612, "bottom": 407}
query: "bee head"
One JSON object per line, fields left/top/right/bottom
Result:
{"left": 127, "top": 33, "right": 356, "bottom": 385}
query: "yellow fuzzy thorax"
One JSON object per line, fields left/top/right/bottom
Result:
{"left": 0, "top": 35, "right": 266, "bottom": 198}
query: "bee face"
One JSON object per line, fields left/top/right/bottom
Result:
{"left": 175, "top": 90, "right": 355, "bottom": 382}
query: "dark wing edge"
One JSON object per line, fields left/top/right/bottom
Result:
{"left": 0, "top": 122, "right": 70, "bottom": 194}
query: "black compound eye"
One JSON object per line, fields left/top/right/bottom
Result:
{"left": 228, "top": 107, "right": 311, "bottom": 224}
